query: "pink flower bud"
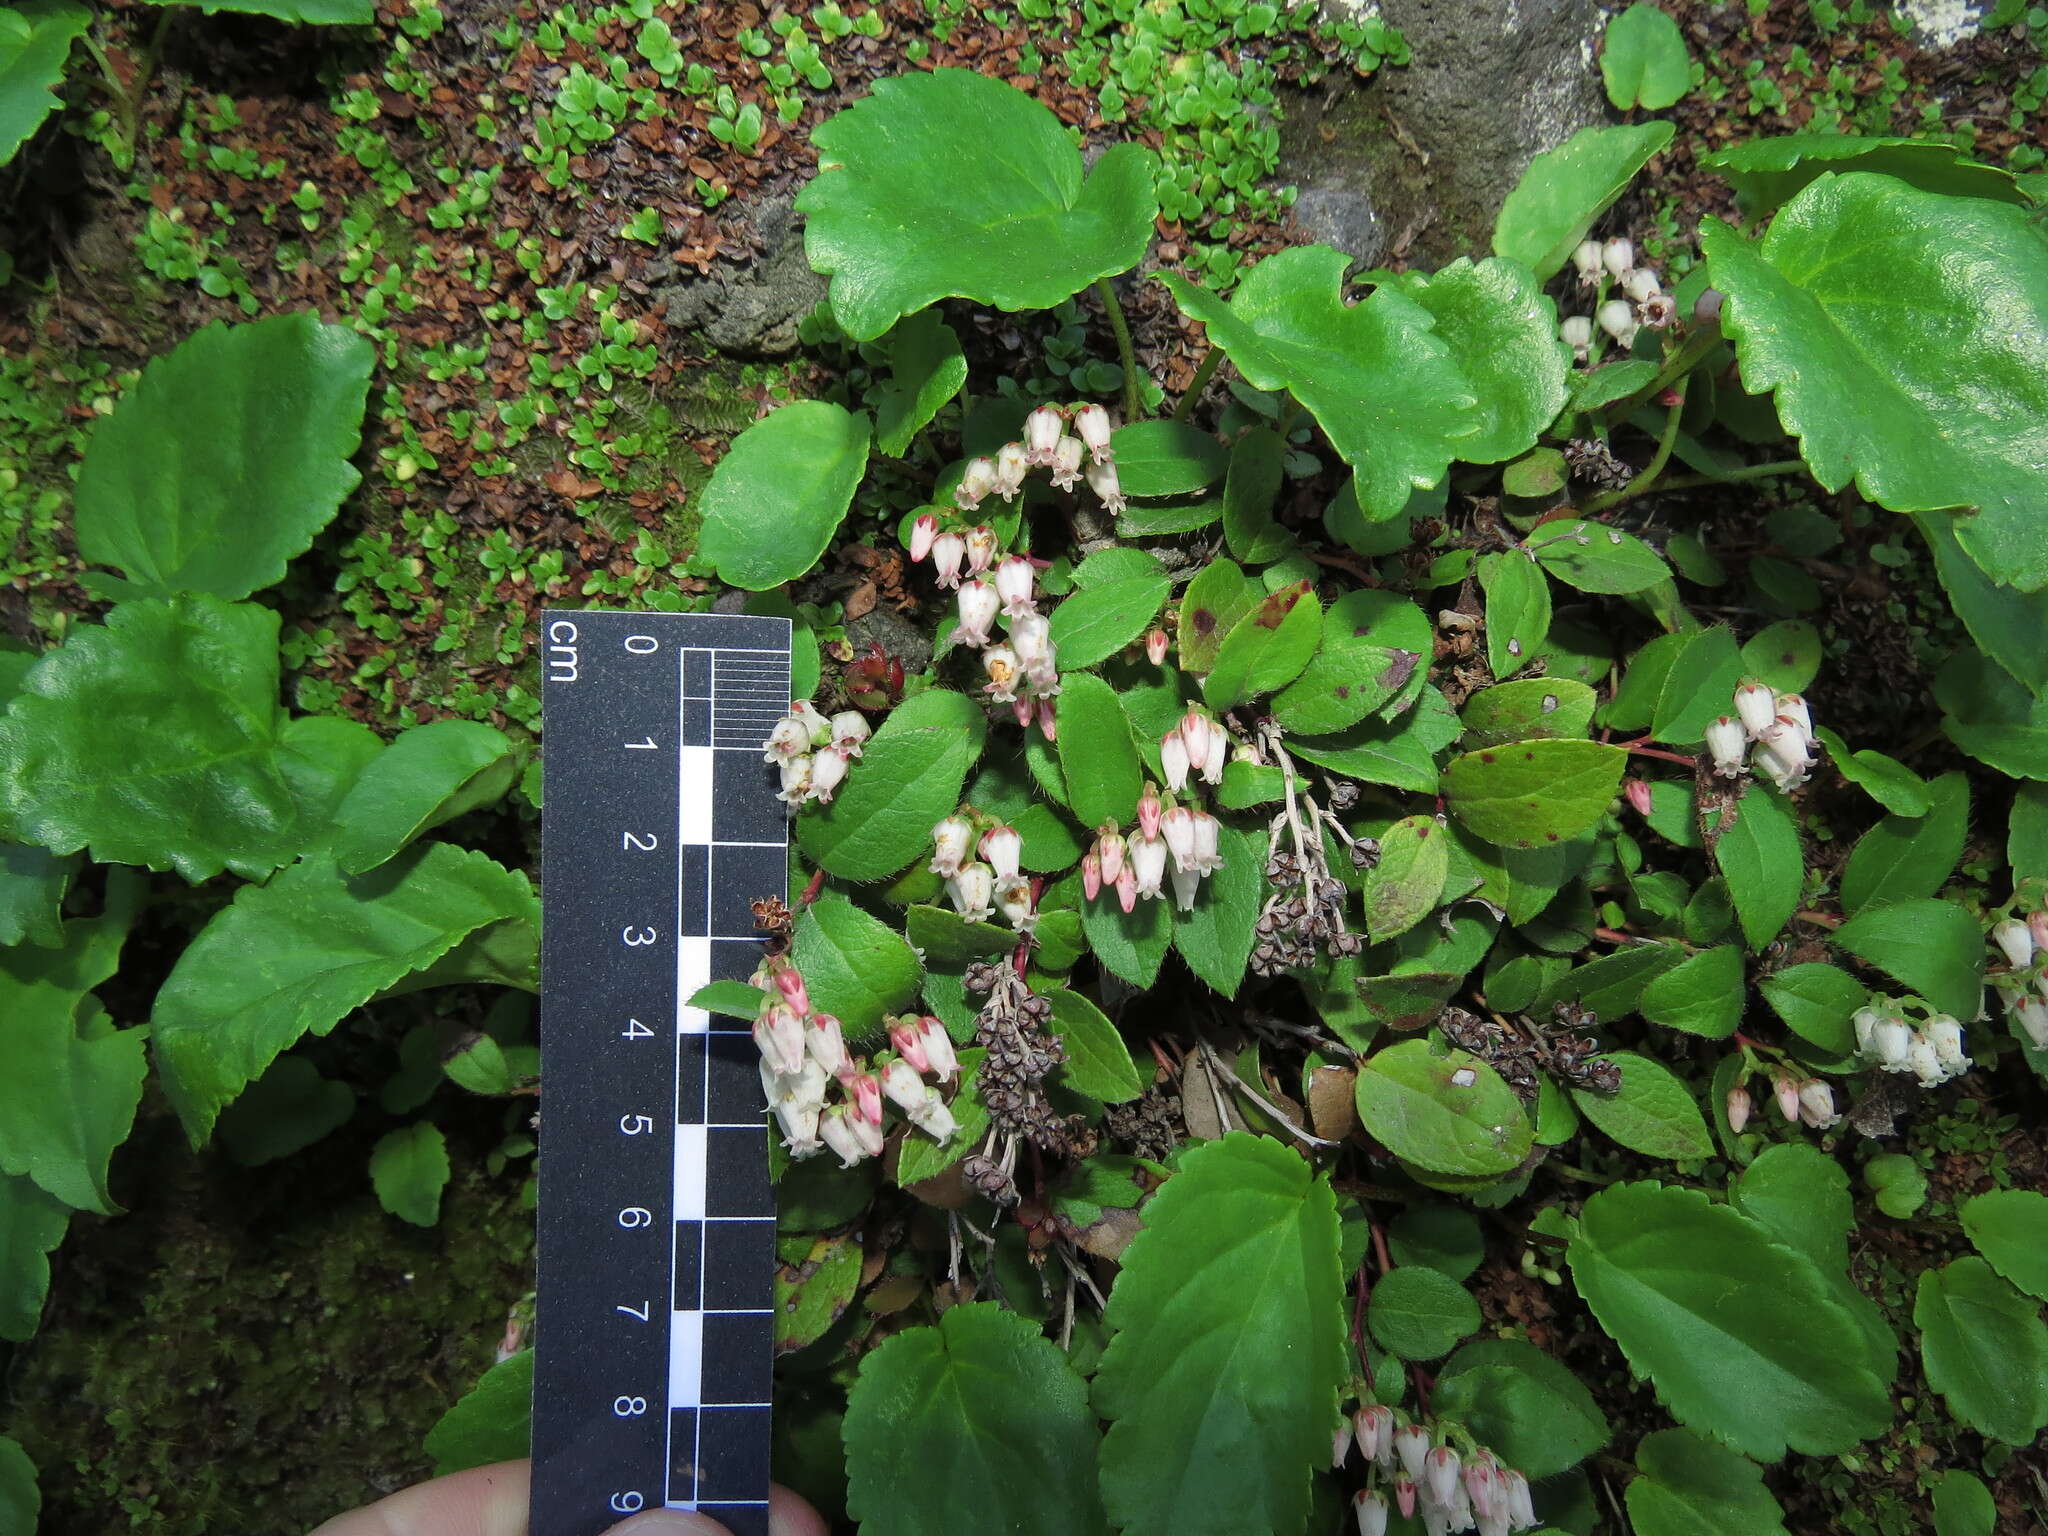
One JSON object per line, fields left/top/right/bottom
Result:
{"left": 1354, "top": 1404, "right": 1394, "bottom": 1466}
{"left": 980, "top": 824, "right": 1023, "bottom": 881}
{"left": 918, "top": 1017, "right": 957, "bottom": 1083}
{"left": 1725, "top": 1084, "right": 1751, "bottom": 1134}
{"left": 1074, "top": 402, "right": 1112, "bottom": 461}
{"left": 954, "top": 579, "right": 999, "bottom": 647}
{"left": 1394, "top": 1478, "right": 1417, "bottom": 1520}
{"left": 955, "top": 457, "right": 997, "bottom": 510}
{"left": 995, "top": 554, "right": 1036, "bottom": 616}
{"left": 1178, "top": 709, "right": 1211, "bottom": 773}
{"left": 1095, "top": 826, "right": 1127, "bottom": 884}
{"left": 1137, "top": 781, "right": 1163, "bottom": 840}
{"left": 889, "top": 1018, "right": 931, "bottom": 1075}
{"left": 2030, "top": 910, "right": 2048, "bottom": 952}
{"left": 1012, "top": 693, "right": 1036, "bottom": 728}
{"left": 1023, "top": 404, "right": 1065, "bottom": 464}
{"left": 1114, "top": 863, "right": 1138, "bottom": 914}
{"left": 753, "top": 1003, "right": 806, "bottom": 1077}
{"left": 1146, "top": 627, "right": 1169, "bottom": 665}
{"left": 907, "top": 512, "right": 939, "bottom": 562}
{"left": 849, "top": 1071, "right": 883, "bottom": 1127}
{"left": 806, "top": 1012, "right": 849, "bottom": 1080}
{"left": 774, "top": 967, "right": 810, "bottom": 1016}
{"left": 1036, "top": 694, "right": 1057, "bottom": 741}
{"left": 1332, "top": 1423, "right": 1352, "bottom": 1470}
{"left": 1081, "top": 849, "right": 1102, "bottom": 899}
{"left": 1773, "top": 1074, "right": 1802, "bottom": 1122}
{"left": 931, "top": 529, "right": 966, "bottom": 588}
{"left": 1624, "top": 779, "right": 1654, "bottom": 817}
{"left": 848, "top": 1106, "right": 885, "bottom": 1157}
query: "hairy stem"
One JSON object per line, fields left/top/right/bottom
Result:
{"left": 1094, "top": 276, "right": 1143, "bottom": 423}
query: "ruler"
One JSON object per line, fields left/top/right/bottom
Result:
{"left": 534, "top": 608, "right": 792, "bottom": 1536}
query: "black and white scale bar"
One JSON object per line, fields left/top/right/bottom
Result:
{"left": 535, "top": 610, "right": 791, "bottom": 1536}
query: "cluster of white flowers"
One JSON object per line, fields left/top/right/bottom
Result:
{"left": 1989, "top": 909, "right": 2048, "bottom": 1048}
{"left": 1072, "top": 710, "right": 1229, "bottom": 915}
{"left": 763, "top": 700, "right": 871, "bottom": 808}
{"left": 906, "top": 526, "right": 1062, "bottom": 740}
{"left": 931, "top": 816, "right": 1039, "bottom": 932}
{"left": 1726, "top": 1073, "right": 1839, "bottom": 1133}
{"left": 1339, "top": 1410, "right": 1537, "bottom": 1536}
{"left": 748, "top": 958, "right": 958, "bottom": 1166}
{"left": 1705, "top": 680, "right": 1817, "bottom": 792}
{"left": 1853, "top": 1000, "right": 1971, "bottom": 1086}
{"left": 1557, "top": 237, "right": 1677, "bottom": 359}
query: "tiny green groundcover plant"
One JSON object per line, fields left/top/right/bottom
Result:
{"left": 5, "top": 27, "right": 2048, "bottom": 1536}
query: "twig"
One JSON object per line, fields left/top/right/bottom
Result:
{"left": 1197, "top": 1040, "right": 1339, "bottom": 1148}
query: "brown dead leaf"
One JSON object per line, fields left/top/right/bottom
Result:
{"left": 1307, "top": 1065, "right": 1359, "bottom": 1142}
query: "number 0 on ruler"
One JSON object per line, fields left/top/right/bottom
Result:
{"left": 535, "top": 610, "right": 792, "bottom": 1536}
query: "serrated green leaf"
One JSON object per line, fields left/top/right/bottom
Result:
{"left": 0, "top": 0, "right": 88, "bottom": 165}
{"left": 1757, "top": 961, "right": 1866, "bottom": 1054}
{"left": 1638, "top": 946, "right": 1744, "bottom": 1038}
{"left": 1363, "top": 815, "right": 1450, "bottom": 942}
{"left": 699, "top": 400, "right": 870, "bottom": 589}
{"left": 1432, "top": 1338, "right": 1610, "bottom": 1481}
{"left": 847, "top": 1303, "right": 1109, "bottom": 1536}
{"left": 1114, "top": 419, "right": 1227, "bottom": 498}
{"left": 1601, "top": 2, "right": 1691, "bottom": 110}
{"left": 1570, "top": 1051, "right": 1713, "bottom": 1159}
{"left": 1702, "top": 174, "right": 2048, "bottom": 592}
{"left": 0, "top": 595, "right": 345, "bottom": 881}
{"left": 1567, "top": 1181, "right": 1892, "bottom": 1458}
{"left": 1533, "top": 519, "right": 1671, "bottom": 595}
{"left": 1460, "top": 679, "right": 1595, "bottom": 751}
{"left": 873, "top": 310, "right": 967, "bottom": 457}
{"left": 371, "top": 1121, "right": 449, "bottom": 1227}
{"left": 1624, "top": 1428, "right": 1790, "bottom": 1536}
{"left": 1478, "top": 552, "right": 1551, "bottom": 681}
{"left": 799, "top": 69, "right": 1156, "bottom": 340}
{"left": 1915, "top": 1257, "right": 2048, "bottom": 1444}
{"left": 1160, "top": 246, "right": 1484, "bottom": 520}
{"left": 73, "top": 314, "right": 374, "bottom": 602}
{"left": 1202, "top": 585, "right": 1321, "bottom": 709}
{"left": 1702, "top": 133, "right": 2023, "bottom": 219}
{"left": 1391, "top": 256, "right": 1573, "bottom": 465}
{"left": 1056, "top": 674, "right": 1142, "bottom": 828}
{"left": 1832, "top": 897, "right": 1984, "bottom": 1020}
{"left": 1492, "top": 122, "right": 1676, "bottom": 279}
{"left": 1272, "top": 590, "right": 1426, "bottom": 734}
{"left": 1367, "top": 1264, "right": 1478, "bottom": 1360}
{"left": 1916, "top": 512, "right": 2048, "bottom": 699}
{"left": 1731, "top": 1143, "right": 1894, "bottom": 1370}
{"left": 1931, "top": 1470, "right": 1998, "bottom": 1536}
{"left": 1441, "top": 739, "right": 1626, "bottom": 849}
{"left": 1959, "top": 1189, "right": 2048, "bottom": 1301}
{"left": 1710, "top": 786, "right": 1802, "bottom": 949}
{"left": 151, "top": 844, "right": 538, "bottom": 1144}
{"left": 799, "top": 690, "right": 985, "bottom": 881}
{"left": 0, "top": 841, "right": 74, "bottom": 949}
{"left": 1096, "top": 1134, "right": 1344, "bottom": 1536}
{"left": 1169, "top": 817, "right": 1265, "bottom": 993}
{"left": 1839, "top": 770, "right": 1966, "bottom": 914}
{"left": 327, "top": 720, "right": 519, "bottom": 875}
{"left": 0, "top": 1170, "right": 68, "bottom": 1342}
{"left": 1048, "top": 576, "right": 1170, "bottom": 670}
{"left": 1046, "top": 989, "right": 1142, "bottom": 1103}
{"left": 792, "top": 898, "right": 921, "bottom": 1038}
{"left": 216, "top": 1054, "right": 356, "bottom": 1167}
{"left": 425, "top": 1349, "right": 532, "bottom": 1475}
{"left": 1355, "top": 1039, "right": 1532, "bottom": 1177}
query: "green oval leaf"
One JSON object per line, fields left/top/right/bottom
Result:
{"left": 1832, "top": 896, "right": 1984, "bottom": 1020}
{"left": 1569, "top": 1051, "right": 1713, "bottom": 1159}
{"left": 1533, "top": 519, "right": 1671, "bottom": 595}
{"left": 1112, "top": 419, "right": 1228, "bottom": 498}
{"left": 1815, "top": 727, "right": 1930, "bottom": 817}
{"left": 1175, "top": 557, "right": 1259, "bottom": 674}
{"left": 1477, "top": 552, "right": 1551, "bottom": 681}
{"left": 1367, "top": 1264, "right": 1479, "bottom": 1361}
{"left": 1354, "top": 1039, "right": 1533, "bottom": 1178}
{"left": 1839, "top": 770, "right": 1966, "bottom": 914}
{"left": 1096, "top": 1134, "right": 1344, "bottom": 1536}
{"left": 699, "top": 400, "right": 870, "bottom": 590}
{"left": 799, "top": 69, "right": 1158, "bottom": 341}
{"left": 1710, "top": 786, "right": 1802, "bottom": 950}
{"left": 1757, "top": 961, "right": 1867, "bottom": 1055}
{"left": 873, "top": 310, "right": 968, "bottom": 457}
{"left": 0, "top": 1172, "right": 68, "bottom": 1343}
{"left": 1048, "top": 575, "right": 1170, "bottom": 670}
{"left": 371, "top": 1121, "right": 450, "bottom": 1227}
{"left": 73, "top": 314, "right": 375, "bottom": 602}
{"left": 1959, "top": 1189, "right": 2048, "bottom": 1303}
{"left": 1703, "top": 174, "right": 2048, "bottom": 592}
{"left": 1624, "top": 1428, "right": 1791, "bottom": 1536}
{"left": 1492, "top": 122, "right": 1676, "bottom": 279}
{"left": 1440, "top": 739, "right": 1627, "bottom": 849}
{"left": 1046, "top": 988, "right": 1143, "bottom": 1103}
{"left": 425, "top": 1349, "right": 533, "bottom": 1476}
{"left": 1391, "top": 256, "right": 1573, "bottom": 466}
{"left": 1055, "top": 674, "right": 1142, "bottom": 828}
{"left": 791, "top": 897, "right": 922, "bottom": 1038}
{"left": 1932, "top": 1470, "right": 1999, "bottom": 1536}
{"left": 1433, "top": 1338, "right": 1610, "bottom": 1481}
{"left": 1567, "top": 1181, "right": 1893, "bottom": 1459}
{"left": 1639, "top": 946, "right": 1744, "bottom": 1039}
{"left": 216, "top": 1054, "right": 357, "bottom": 1167}
{"left": 0, "top": 1433, "right": 40, "bottom": 1533}
{"left": 1363, "top": 815, "right": 1450, "bottom": 943}
{"left": 1273, "top": 590, "right": 1428, "bottom": 735}
{"left": 1601, "top": 2, "right": 1692, "bottom": 111}
{"left": 1915, "top": 1257, "right": 2048, "bottom": 1445}
{"left": 328, "top": 720, "right": 521, "bottom": 875}
{"left": 1201, "top": 586, "right": 1322, "bottom": 710}
{"left": 1221, "top": 427, "right": 1290, "bottom": 563}
{"left": 1459, "top": 678, "right": 1595, "bottom": 750}
{"left": 798, "top": 690, "right": 987, "bottom": 881}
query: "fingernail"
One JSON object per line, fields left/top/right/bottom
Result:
{"left": 603, "top": 1512, "right": 731, "bottom": 1536}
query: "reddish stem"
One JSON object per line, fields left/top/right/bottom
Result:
{"left": 1612, "top": 737, "right": 1699, "bottom": 768}
{"left": 797, "top": 867, "right": 826, "bottom": 907}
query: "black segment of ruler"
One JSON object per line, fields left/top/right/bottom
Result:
{"left": 535, "top": 610, "right": 791, "bottom": 1536}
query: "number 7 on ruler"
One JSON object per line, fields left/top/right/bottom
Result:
{"left": 535, "top": 610, "right": 792, "bottom": 1536}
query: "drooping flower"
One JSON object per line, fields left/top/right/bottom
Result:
{"left": 1596, "top": 298, "right": 1637, "bottom": 350}
{"left": 1160, "top": 727, "right": 1191, "bottom": 793}
{"left": 1130, "top": 832, "right": 1168, "bottom": 900}
{"left": 1560, "top": 314, "right": 1593, "bottom": 361}
{"left": 1725, "top": 1085, "right": 1751, "bottom": 1134}
{"left": 1602, "top": 236, "right": 1635, "bottom": 277}
{"left": 807, "top": 746, "right": 849, "bottom": 803}
{"left": 963, "top": 523, "right": 999, "bottom": 576}
{"left": 931, "top": 529, "right": 967, "bottom": 589}
{"left": 1622, "top": 267, "right": 1661, "bottom": 304}
{"left": 947, "top": 861, "right": 996, "bottom": 921}
{"left": 1146, "top": 627, "right": 1170, "bottom": 665}
{"left": 980, "top": 823, "right": 1022, "bottom": 882}
{"left": 1049, "top": 434, "right": 1086, "bottom": 490}
{"left": 930, "top": 814, "right": 974, "bottom": 878}
{"left": 1571, "top": 239, "right": 1603, "bottom": 285}
{"left": 753, "top": 1002, "right": 806, "bottom": 1077}
{"left": 1733, "top": 680, "right": 1778, "bottom": 737}
{"left": 1797, "top": 1078, "right": 1839, "bottom": 1129}
{"left": 954, "top": 579, "right": 1000, "bottom": 648}
{"left": 1023, "top": 404, "right": 1066, "bottom": 465}
{"left": 982, "top": 643, "right": 1023, "bottom": 703}
{"left": 955, "top": 456, "right": 998, "bottom": 510}
{"left": 918, "top": 1017, "right": 958, "bottom": 1083}
{"left": 907, "top": 512, "right": 939, "bottom": 563}
{"left": 992, "top": 443, "right": 1029, "bottom": 503}
{"left": 829, "top": 711, "right": 870, "bottom": 758}
{"left": 995, "top": 873, "right": 1037, "bottom": 931}
{"left": 818, "top": 1105, "right": 869, "bottom": 1167}
{"left": 1086, "top": 457, "right": 1125, "bottom": 514}
{"left": 994, "top": 554, "right": 1036, "bottom": 617}
{"left": 806, "top": 1012, "right": 850, "bottom": 1080}
{"left": 763, "top": 715, "right": 811, "bottom": 764}
{"left": 1993, "top": 917, "right": 2036, "bottom": 968}
{"left": 1074, "top": 403, "right": 1113, "bottom": 462}
{"left": 777, "top": 753, "right": 814, "bottom": 805}
{"left": 888, "top": 1017, "right": 931, "bottom": 1075}
{"left": 1705, "top": 715, "right": 1746, "bottom": 778}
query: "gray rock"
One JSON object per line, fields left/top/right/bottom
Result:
{"left": 1893, "top": 0, "right": 1986, "bottom": 48}
{"left": 659, "top": 193, "right": 827, "bottom": 358}
{"left": 845, "top": 603, "right": 933, "bottom": 677}
{"left": 1279, "top": 0, "right": 1608, "bottom": 268}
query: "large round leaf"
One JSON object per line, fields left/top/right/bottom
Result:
{"left": 699, "top": 400, "right": 870, "bottom": 590}
{"left": 1701, "top": 133, "right": 2022, "bottom": 218}
{"left": 1396, "top": 258, "right": 1570, "bottom": 466}
{"left": 1491, "top": 122, "right": 1674, "bottom": 279}
{"left": 1702, "top": 173, "right": 2048, "bottom": 592}
{"left": 1432, "top": 1338, "right": 1609, "bottom": 1480}
{"left": 1354, "top": 1039, "right": 1532, "bottom": 1178}
{"left": 0, "top": 0, "right": 89, "bottom": 165}
{"left": 1160, "top": 246, "right": 1482, "bottom": 520}
{"left": 73, "top": 313, "right": 375, "bottom": 602}
{"left": 1624, "top": 1428, "right": 1791, "bottom": 1536}
{"left": 798, "top": 69, "right": 1158, "bottom": 341}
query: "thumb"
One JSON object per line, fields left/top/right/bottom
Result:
{"left": 602, "top": 1486, "right": 827, "bottom": 1536}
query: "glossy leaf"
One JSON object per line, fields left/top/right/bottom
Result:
{"left": 699, "top": 400, "right": 871, "bottom": 590}
{"left": 1460, "top": 679, "right": 1595, "bottom": 751}
{"left": 1601, "top": 2, "right": 1691, "bottom": 111}
{"left": 1478, "top": 552, "right": 1551, "bottom": 681}
{"left": 1046, "top": 988, "right": 1142, "bottom": 1103}
{"left": 371, "top": 1121, "right": 449, "bottom": 1227}
{"left": 1160, "top": 246, "right": 1482, "bottom": 520}
{"left": 1740, "top": 619, "right": 1822, "bottom": 693}
{"left": 799, "top": 69, "right": 1157, "bottom": 340}
{"left": 1048, "top": 575, "right": 1170, "bottom": 670}
{"left": 1169, "top": 817, "right": 1266, "bottom": 994}
{"left": 1814, "top": 727, "right": 1930, "bottom": 817}
{"left": 0, "top": 0, "right": 89, "bottom": 166}
{"left": 1113, "top": 420, "right": 1227, "bottom": 497}
{"left": 328, "top": 720, "right": 520, "bottom": 874}
{"left": 1080, "top": 891, "right": 1171, "bottom": 988}
{"left": 425, "top": 1349, "right": 533, "bottom": 1475}
{"left": 1915, "top": 1257, "right": 2048, "bottom": 1445}
{"left": 798, "top": 690, "right": 986, "bottom": 881}
{"left": 0, "top": 841, "right": 73, "bottom": 948}
{"left": 791, "top": 897, "right": 922, "bottom": 1038}
{"left": 1839, "top": 770, "right": 1966, "bottom": 913}
{"left": 1533, "top": 519, "right": 1671, "bottom": 594}
{"left": 1570, "top": 1051, "right": 1713, "bottom": 1159}
{"left": 1273, "top": 590, "right": 1429, "bottom": 735}
{"left": 1431, "top": 1338, "right": 1609, "bottom": 1481}
{"left": 1651, "top": 626, "right": 1743, "bottom": 746}
{"left": 1440, "top": 739, "right": 1627, "bottom": 849}
{"left": 74, "top": 314, "right": 375, "bottom": 602}
{"left": 1363, "top": 815, "right": 1449, "bottom": 942}
{"left": 151, "top": 844, "right": 539, "bottom": 1143}
{"left": 1354, "top": 1039, "right": 1532, "bottom": 1177}
{"left": 1568, "top": 1181, "right": 1892, "bottom": 1458}
{"left": 873, "top": 310, "right": 967, "bottom": 457}
{"left": 1703, "top": 133, "right": 2023, "bottom": 218}
{"left": 1932, "top": 1472, "right": 1997, "bottom": 1536}
{"left": 1624, "top": 1428, "right": 1790, "bottom": 1536}
{"left": 1056, "top": 674, "right": 1142, "bottom": 828}
{"left": 0, "top": 1171, "right": 67, "bottom": 1342}
{"left": 1832, "top": 897, "right": 1984, "bottom": 1020}
{"left": 1710, "top": 786, "right": 1802, "bottom": 949}
{"left": 1702, "top": 174, "right": 2048, "bottom": 592}
{"left": 1096, "top": 1134, "right": 1344, "bottom": 1536}
{"left": 1757, "top": 961, "right": 1865, "bottom": 1055}
{"left": 1638, "top": 945, "right": 1744, "bottom": 1038}
{"left": 1916, "top": 512, "right": 2048, "bottom": 698}
{"left": 1366, "top": 1264, "right": 1478, "bottom": 1361}
{"left": 1391, "top": 256, "right": 1572, "bottom": 465}
{"left": 1289, "top": 686, "right": 1460, "bottom": 793}
{"left": 1174, "top": 557, "right": 1259, "bottom": 677}
{"left": 1201, "top": 586, "right": 1321, "bottom": 709}
{"left": 1959, "top": 1189, "right": 2048, "bottom": 1302}
{"left": 1492, "top": 122, "right": 1676, "bottom": 279}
